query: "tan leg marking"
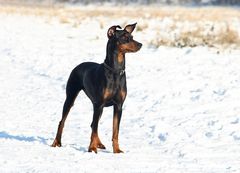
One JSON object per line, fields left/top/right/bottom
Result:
{"left": 88, "top": 132, "right": 106, "bottom": 153}
{"left": 112, "top": 113, "right": 123, "bottom": 153}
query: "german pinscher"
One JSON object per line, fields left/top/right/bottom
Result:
{"left": 52, "top": 23, "right": 142, "bottom": 153}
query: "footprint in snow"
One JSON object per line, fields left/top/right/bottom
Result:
{"left": 233, "top": 135, "right": 240, "bottom": 141}
{"left": 230, "top": 132, "right": 240, "bottom": 141}
{"left": 212, "top": 89, "right": 227, "bottom": 102}
{"left": 205, "top": 132, "right": 213, "bottom": 138}
{"left": 185, "top": 49, "right": 192, "bottom": 55}
{"left": 213, "top": 88, "right": 227, "bottom": 96}
{"left": 230, "top": 118, "right": 239, "bottom": 124}
{"left": 190, "top": 89, "right": 202, "bottom": 101}
{"left": 158, "top": 133, "right": 168, "bottom": 142}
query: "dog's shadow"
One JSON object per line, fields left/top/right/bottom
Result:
{"left": 0, "top": 131, "right": 48, "bottom": 145}
{"left": 0, "top": 131, "right": 113, "bottom": 153}
{"left": 70, "top": 144, "right": 111, "bottom": 153}
{"left": 70, "top": 145, "right": 88, "bottom": 152}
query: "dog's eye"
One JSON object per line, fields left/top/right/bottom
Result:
{"left": 122, "top": 36, "right": 129, "bottom": 41}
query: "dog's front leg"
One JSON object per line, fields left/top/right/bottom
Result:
{"left": 88, "top": 104, "right": 105, "bottom": 153}
{"left": 112, "top": 104, "right": 124, "bottom": 153}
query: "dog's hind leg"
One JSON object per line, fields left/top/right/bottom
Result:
{"left": 52, "top": 78, "right": 81, "bottom": 147}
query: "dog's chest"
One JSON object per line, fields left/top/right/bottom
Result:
{"left": 103, "top": 77, "right": 125, "bottom": 101}
{"left": 103, "top": 84, "right": 119, "bottom": 99}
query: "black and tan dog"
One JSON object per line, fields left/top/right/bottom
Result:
{"left": 52, "top": 23, "right": 142, "bottom": 153}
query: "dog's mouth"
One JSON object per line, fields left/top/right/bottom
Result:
{"left": 137, "top": 43, "right": 142, "bottom": 50}
{"left": 129, "top": 42, "right": 142, "bottom": 53}
{"left": 131, "top": 43, "right": 142, "bottom": 52}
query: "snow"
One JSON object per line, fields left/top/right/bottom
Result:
{"left": 0, "top": 12, "right": 240, "bottom": 173}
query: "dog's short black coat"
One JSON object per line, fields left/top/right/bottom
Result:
{"left": 52, "top": 23, "right": 142, "bottom": 153}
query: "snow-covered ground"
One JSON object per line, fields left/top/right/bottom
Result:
{"left": 0, "top": 11, "right": 240, "bottom": 173}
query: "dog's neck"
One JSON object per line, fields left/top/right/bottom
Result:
{"left": 104, "top": 39, "right": 125, "bottom": 71}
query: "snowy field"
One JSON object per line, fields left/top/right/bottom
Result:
{"left": 0, "top": 6, "right": 240, "bottom": 173}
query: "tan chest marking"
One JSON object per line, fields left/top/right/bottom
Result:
{"left": 120, "top": 90, "right": 127, "bottom": 101}
{"left": 117, "top": 53, "right": 124, "bottom": 64}
{"left": 103, "top": 88, "right": 112, "bottom": 100}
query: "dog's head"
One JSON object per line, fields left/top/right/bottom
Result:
{"left": 107, "top": 23, "right": 142, "bottom": 53}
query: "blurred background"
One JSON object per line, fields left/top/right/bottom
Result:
{"left": 1, "top": 0, "right": 240, "bottom": 5}
{"left": 0, "top": 0, "right": 239, "bottom": 49}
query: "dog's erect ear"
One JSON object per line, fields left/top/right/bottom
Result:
{"left": 107, "top": 25, "right": 122, "bottom": 38}
{"left": 124, "top": 23, "right": 137, "bottom": 34}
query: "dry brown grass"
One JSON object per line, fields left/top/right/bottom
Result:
{"left": 1, "top": 5, "right": 239, "bottom": 21}
{"left": 0, "top": 4, "right": 239, "bottom": 48}
{"left": 150, "top": 21, "right": 240, "bottom": 48}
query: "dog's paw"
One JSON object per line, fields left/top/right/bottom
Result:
{"left": 88, "top": 147, "right": 98, "bottom": 154}
{"left": 51, "top": 139, "right": 61, "bottom": 147}
{"left": 113, "top": 148, "right": 124, "bottom": 154}
{"left": 97, "top": 143, "right": 106, "bottom": 149}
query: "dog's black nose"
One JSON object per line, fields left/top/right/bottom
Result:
{"left": 138, "top": 43, "right": 142, "bottom": 49}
